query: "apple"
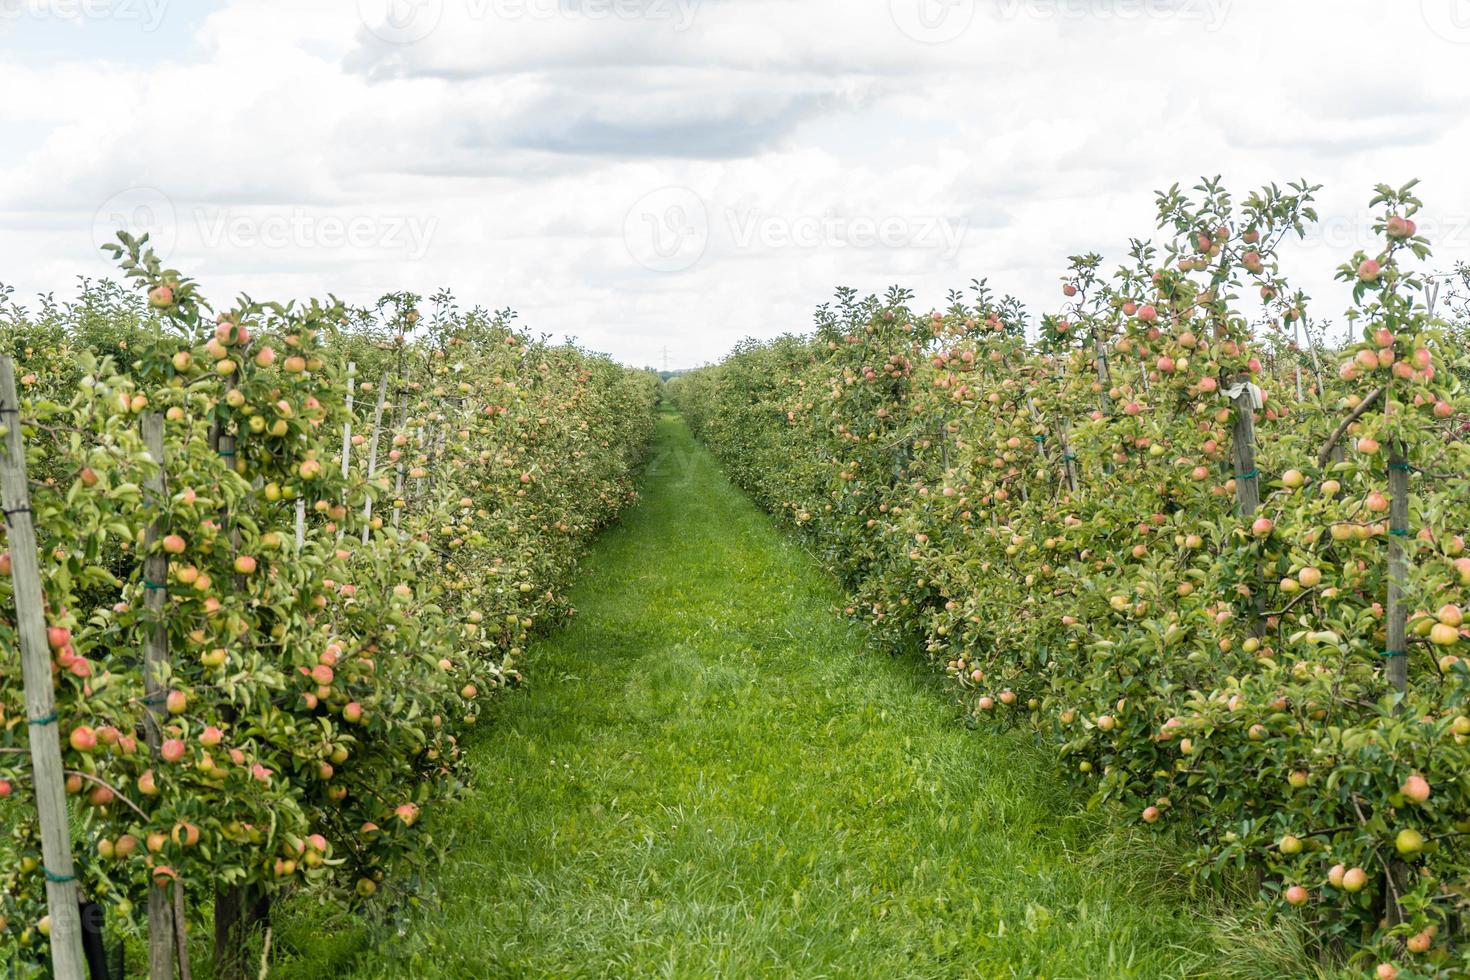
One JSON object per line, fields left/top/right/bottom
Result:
{"left": 1386, "top": 215, "right": 1416, "bottom": 239}
{"left": 1395, "top": 828, "right": 1425, "bottom": 857}
{"left": 1358, "top": 259, "right": 1382, "bottom": 282}
{"left": 343, "top": 702, "right": 364, "bottom": 723}
{"left": 1251, "top": 517, "right": 1274, "bottom": 537}
{"left": 1284, "top": 885, "right": 1309, "bottom": 907}
{"left": 1279, "top": 834, "right": 1303, "bottom": 855}
{"left": 162, "top": 534, "right": 187, "bottom": 555}
{"left": 234, "top": 554, "right": 257, "bottom": 575}
{"left": 1430, "top": 623, "right": 1459, "bottom": 647}
{"left": 1141, "top": 806, "right": 1160, "bottom": 823}
{"left": 160, "top": 739, "right": 187, "bottom": 764}
{"left": 69, "top": 726, "right": 97, "bottom": 753}
{"left": 1401, "top": 773, "right": 1431, "bottom": 804}
{"left": 148, "top": 284, "right": 175, "bottom": 308}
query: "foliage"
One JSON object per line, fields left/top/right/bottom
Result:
{"left": 672, "top": 179, "right": 1470, "bottom": 977}
{"left": 0, "top": 238, "right": 657, "bottom": 973}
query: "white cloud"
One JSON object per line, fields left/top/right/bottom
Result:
{"left": 0, "top": 0, "right": 1468, "bottom": 368}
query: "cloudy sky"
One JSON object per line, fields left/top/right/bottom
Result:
{"left": 1, "top": 0, "right": 1468, "bottom": 368}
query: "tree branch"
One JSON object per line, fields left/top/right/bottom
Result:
{"left": 1317, "top": 386, "right": 1384, "bottom": 469}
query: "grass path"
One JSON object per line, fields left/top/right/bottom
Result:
{"left": 279, "top": 410, "right": 1218, "bottom": 979}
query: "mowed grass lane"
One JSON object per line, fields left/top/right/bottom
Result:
{"left": 277, "top": 410, "right": 1218, "bottom": 979}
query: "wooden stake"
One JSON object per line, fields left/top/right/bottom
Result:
{"left": 1387, "top": 446, "right": 1409, "bottom": 694}
{"left": 341, "top": 362, "right": 355, "bottom": 481}
{"left": 140, "top": 413, "right": 177, "bottom": 980}
{"left": 1230, "top": 376, "right": 1264, "bottom": 637}
{"left": 0, "top": 356, "right": 86, "bottom": 980}
{"left": 361, "top": 374, "right": 388, "bottom": 544}
{"left": 1230, "top": 379, "right": 1261, "bottom": 517}
{"left": 1092, "top": 328, "right": 1112, "bottom": 416}
{"left": 1385, "top": 425, "right": 1411, "bottom": 927}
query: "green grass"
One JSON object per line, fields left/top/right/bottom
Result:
{"left": 273, "top": 410, "right": 1223, "bottom": 979}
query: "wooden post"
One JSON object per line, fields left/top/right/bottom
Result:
{"left": 213, "top": 430, "right": 250, "bottom": 980}
{"left": 1230, "top": 379, "right": 1261, "bottom": 517}
{"left": 140, "top": 413, "right": 177, "bottom": 980}
{"left": 341, "top": 362, "right": 355, "bottom": 481}
{"left": 1093, "top": 328, "right": 1114, "bottom": 476}
{"left": 361, "top": 374, "right": 388, "bottom": 544}
{"left": 1230, "top": 376, "right": 1264, "bottom": 637}
{"left": 1386, "top": 408, "right": 1410, "bottom": 697}
{"left": 1026, "top": 397, "right": 1077, "bottom": 494}
{"left": 413, "top": 425, "right": 427, "bottom": 506}
{"left": 1384, "top": 417, "right": 1411, "bottom": 927}
{"left": 389, "top": 372, "right": 411, "bottom": 530}
{"left": 1058, "top": 421, "right": 1079, "bottom": 494}
{"left": 1386, "top": 448, "right": 1409, "bottom": 693}
{"left": 295, "top": 499, "right": 305, "bottom": 550}
{"left": 1092, "top": 327, "right": 1112, "bottom": 416}
{"left": 1304, "top": 321, "right": 1325, "bottom": 398}
{"left": 391, "top": 465, "right": 406, "bottom": 529}
{"left": 0, "top": 356, "right": 86, "bottom": 980}
{"left": 1292, "top": 323, "right": 1304, "bottom": 403}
